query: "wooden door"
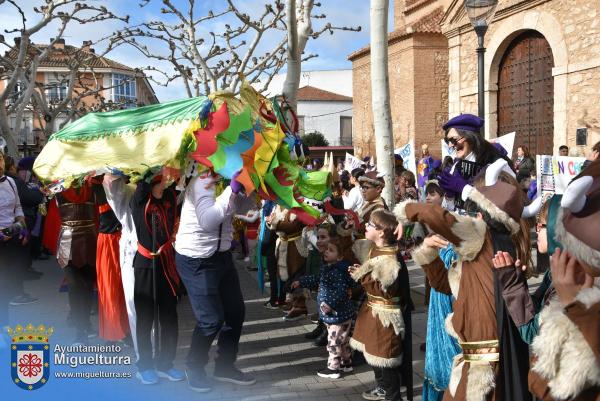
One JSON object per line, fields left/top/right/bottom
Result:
{"left": 497, "top": 31, "right": 554, "bottom": 157}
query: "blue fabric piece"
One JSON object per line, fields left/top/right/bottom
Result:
{"left": 256, "top": 201, "right": 275, "bottom": 292}
{"left": 298, "top": 260, "right": 357, "bottom": 325}
{"left": 422, "top": 245, "right": 461, "bottom": 401}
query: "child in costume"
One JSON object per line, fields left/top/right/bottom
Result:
{"left": 349, "top": 209, "right": 408, "bottom": 401}
{"left": 511, "top": 160, "right": 599, "bottom": 401}
{"left": 130, "top": 175, "right": 183, "bottom": 385}
{"left": 292, "top": 237, "right": 358, "bottom": 379}
{"left": 395, "top": 159, "right": 534, "bottom": 401}
{"left": 420, "top": 182, "right": 461, "bottom": 401}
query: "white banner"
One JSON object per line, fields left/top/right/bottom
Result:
{"left": 491, "top": 132, "right": 516, "bottom": 157}
{"left": 441, "top": 139, "right": 456, "bottom": 160}
{"left": 394, "top": 142, "right": 417, "bottom": 175}
{"left": 536, "top": 155, "right": 587, "bottom": 197}
{"left": 344, "top": 152, "right": 363, "bottom": 172}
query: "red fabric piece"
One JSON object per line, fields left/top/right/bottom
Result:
{"left": 246, "top": 220, "right": 260, "bottom": 240}
{"left": 61, "top": 185, "right": 91, "bottom": 203}
{"left": 190, "top": 102, "right": 230, "bottom": 168}
{"left": 42, "top": 199, "right": 60, "bottom": 255}
{"left": 96, "top": 232, "right": 129, "bottom": 341}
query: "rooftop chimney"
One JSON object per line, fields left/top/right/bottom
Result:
{"left": 81, "top": 40, "right": 93, "bottom": 53}
{"left": 52, "top": 38, "right": 65, "bottom": 50}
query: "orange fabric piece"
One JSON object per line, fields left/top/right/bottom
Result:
{"left": 96, "top": 232, "right": 129, "bottom": 341}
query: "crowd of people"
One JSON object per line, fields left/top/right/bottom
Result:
{"left": 1, "top": 112, "right": 599, "bottom": 401}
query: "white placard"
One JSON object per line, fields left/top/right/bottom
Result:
{"left": 491, "top": 132, "right": 516, "bottom": 156}
{"left": 394, "top": 142, "right": 417, "bottom": 175}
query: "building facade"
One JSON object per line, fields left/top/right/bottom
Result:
{"left": 264, "top": 70, "right": 354, "bottom": 147}
{"left": 443, "top": 0, "right": 600, "bottom": 156}
{"left": 1, "top": 39, "right": 157, "bottom": 154}
{"left": 349, "top": 0, "right": 452, "bottom": 158}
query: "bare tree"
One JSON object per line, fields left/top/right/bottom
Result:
{"left": 370, "top": 0, "right": 395, "bottom": 206}
{"left": 116, "top": 0, "right": 359, "bottom": 106}
{"left": 0, "top": 0, "right": 129, "bottom": 156}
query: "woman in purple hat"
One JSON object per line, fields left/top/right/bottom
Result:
{"left": 437, "top": 113, "right": 513, "bottom": 210}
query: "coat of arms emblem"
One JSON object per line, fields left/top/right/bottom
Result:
{"left": 7, "top": 324, "right": 53, "bottom": 390}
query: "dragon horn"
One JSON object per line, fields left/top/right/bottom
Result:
{"left": 484, "top": 158, "right": 515, "bottom": 186}
{"left": 522, "top": 196, "right": 543, "bottom": 218}
{"left": 561, "top": 175, "right": 593, "bottom": 213}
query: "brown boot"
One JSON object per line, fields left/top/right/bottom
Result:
{"left": 283, "top": 294, "right": 307, "bottom": 321}
{"left": 283, "top": 307, "right": 307, "bottom": 321}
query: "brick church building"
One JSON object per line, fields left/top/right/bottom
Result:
{"left": 349, "top": 0, "right": 600, "bottom": 159}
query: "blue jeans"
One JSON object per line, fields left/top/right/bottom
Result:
{"left": 175, "top": 250, "right": 245, "bottom": 375}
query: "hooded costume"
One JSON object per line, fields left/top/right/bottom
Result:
{"left": 395, "top": 159, "right": 533, "bottom": 401}
{"left": 528, "top": 159, "right": 600, "bottom": 401}
{"left": 349, "top": 240, "right": 406, "bottom": 368}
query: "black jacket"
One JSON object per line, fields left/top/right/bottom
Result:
{"left": 6, "top": 172, "right": 43, "bottom": 229}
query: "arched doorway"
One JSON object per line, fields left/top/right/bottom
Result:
{"left": 497, "top": 31, "right": 554, "bottom": 157}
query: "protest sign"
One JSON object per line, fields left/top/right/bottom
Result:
{"left": 394, "top": 142, "right": 416, "bottom": 175}
{"left": 536, "top": 155, "right": 587, "bottom": 197}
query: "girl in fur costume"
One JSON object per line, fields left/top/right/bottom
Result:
{"left": 394, "top": 159, "right": 533, "bottom": 401}
{"left": 349, "top": 209, "right": 410, "bottom": 401}
{"left": 496, "top": 160, "right": 600, "bottom": 401}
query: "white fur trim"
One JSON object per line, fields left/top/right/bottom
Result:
{"left": 268, "top": 205, "right": 286, "bottom": 230}
{"left": 448, "top": 259, "right": 462, "bottom": 297}
{"left": 275, "top": 238, "right": 289, "bottom": 281}
{"left": 574, "top": 285, "right": 600, "bottom": 309}
{"left": 531, "top": 296, "right": 600, "bottom": 400}
{"left": 466, "top": 187, "right": 520, "bottom": 235}
{"left": 449, "top": 214, "right": 487, "bottom": 261}
{"left": 393, "top": 199, "right": 418, "bottom": 225}
{"left": 448, "top": 354, "right": 463, "bottom": 397}
{"left": 351, "top": 255, "right": 400, "bottom": 293}
{"left": 294, "top": 235, "right": 309, "bottom": 258}
{"left": 349, "top": 338, "right": 403, "bottom": 368}
{"left": 412, "top": 243, "right": 439, "bottom": 266}
{"left": 466, "top": 363, "right": 496, "bottom": 401}
{"left": 554, "top": 207, "right": 600, "bottom": 275}
{"left": 444, "top": 312, "right": 460, "bottom": 341}
{"left": 369, "top": 306, "right": 405, "bottom": 337}
{"left": 351, "top": 239, "right": 373, "bottom": 264}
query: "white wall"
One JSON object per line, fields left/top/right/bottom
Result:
{"left": 298, "top": 100, "right": 353, "bottom": 146}
{"left": 264, "top": 69, "right": 353, "bottom": 97}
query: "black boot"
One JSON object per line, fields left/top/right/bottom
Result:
{"left": 313, "top": 329, "right": 328, "bottom": 346}
{"left": 305, "top": 321, "right": 325, "bottom": 340}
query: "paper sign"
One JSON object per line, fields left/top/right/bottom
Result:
{"left": 344, "top": 153, "right": 363, "bottom": 172}
{"left": 441, "top": 139, "right": 456, "bottom": 160}
{"left": 490, "top": 132, "right": 515, "bottom": 157}
{"left": 394, "top": 142, "right": 416, "bottom": 175}
{"left": 536, "top": 155, "right": 587, "bottom": 197}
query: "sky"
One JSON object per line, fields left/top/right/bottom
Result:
{"left": 1, "top": 1, "right": 394, "bottom": 101}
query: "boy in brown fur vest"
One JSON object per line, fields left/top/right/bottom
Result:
{"left": 349, "top": 209, "right": 408, "bottom": 401}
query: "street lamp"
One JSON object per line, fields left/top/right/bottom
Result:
{"left": 464, "top": 0, "right": 499, "bottom": 119}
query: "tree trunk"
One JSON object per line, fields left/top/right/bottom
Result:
{"left": 0, "top": 110, "right": 18, "bottom": 156}
{"left": 370, "top": 0, "right": 395, "bottom": 207}
{"left": 282, "top": 0, "right": 300, "bottom": 113}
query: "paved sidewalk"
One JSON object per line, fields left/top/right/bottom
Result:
{"left": 4, "top": 255, "right": 429, "bottom": 401}
{"left": 5, "top": 252, "right": 545, "bottom": 401}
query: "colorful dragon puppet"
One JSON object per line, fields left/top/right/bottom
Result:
{"left": 33, "top": 81, "right": 331, "bottom": 225}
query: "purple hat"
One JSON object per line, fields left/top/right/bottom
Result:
{"left": 443, "top": 114, "right": 484, "bottom": 133}
{"left": 17, "top": 156, "right": 36, "bottom": 171}
{"left": 492, "top": 142, "right": 508, "bottom": 157}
